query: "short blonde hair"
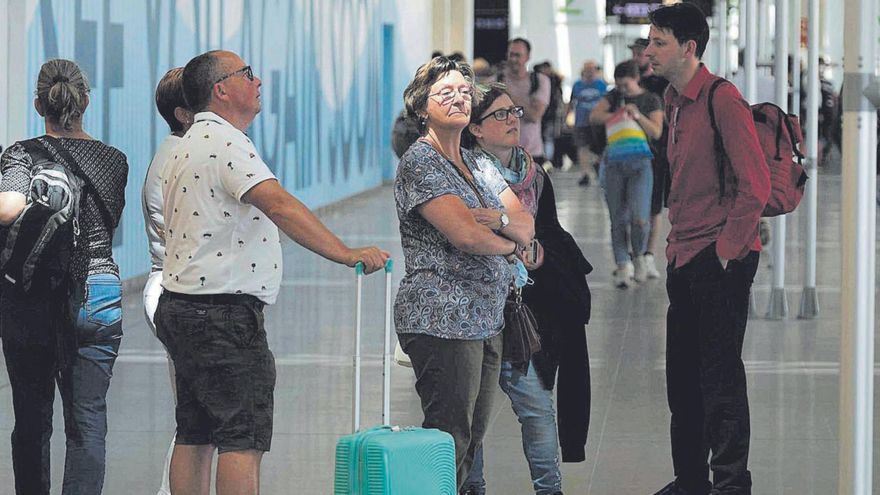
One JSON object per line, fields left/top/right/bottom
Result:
{"left": 402, "top": 56, "right": 475, "bottom": 134}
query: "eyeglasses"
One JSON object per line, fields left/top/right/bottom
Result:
{"left": 214, "top": 65, "right": 255, "bottom": 85}
{"left": 428, "top": 86, "right": 474, "bottom": 105}
{"left": 474, "top": 105, "right": 524, "bottom": 123}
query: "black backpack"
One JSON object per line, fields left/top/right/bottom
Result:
{"left": 0, "top": 137, "right": 110, "bottom": 294}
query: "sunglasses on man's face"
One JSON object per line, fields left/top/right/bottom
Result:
{"left": 475, "top": 105, "right": 524, "bottom": 123}
{"left": 214, "top": 65, "right": 255, "bottom": 85}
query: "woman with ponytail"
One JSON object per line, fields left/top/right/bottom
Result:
{"left": 0, "top": 59, "right": 128, "bottom": 494}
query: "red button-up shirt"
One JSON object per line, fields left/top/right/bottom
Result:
{"left": 664, "top": 65, "right": 770, "bottom": 268}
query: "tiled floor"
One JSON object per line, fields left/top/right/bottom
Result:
{"left": 0, "top": 166, "right": 878, "bottom": 494}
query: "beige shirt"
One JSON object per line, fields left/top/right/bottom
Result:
{"left": 161, "top": 112, "right": 282, "bottom": 304}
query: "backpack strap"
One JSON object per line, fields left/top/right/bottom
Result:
{"left": 707, "top": 78, "right": 730, "bottom": 200}
{"left": 529, "top": 71, "right": 540, "bottom": 95}
{"left": 17, "top": 138, "right": 54, "bottom": 165}
{"left": 37, "top": 136, "right": 116, "bottom": 230}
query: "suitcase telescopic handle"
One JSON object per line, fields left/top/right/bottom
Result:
{"left": 352, "top": 259, "right": 394, "bottom": 433}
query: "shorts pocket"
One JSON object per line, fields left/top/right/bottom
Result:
{"left": 226, "top": 303, "right": 265, "bottom": 348}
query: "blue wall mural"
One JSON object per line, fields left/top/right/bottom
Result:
{"left": 25, "top": 0, "right": 392, "bottom": 279}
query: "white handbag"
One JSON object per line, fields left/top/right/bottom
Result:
{"left": 393, "top": 340, "right": 412, "bottom": 368}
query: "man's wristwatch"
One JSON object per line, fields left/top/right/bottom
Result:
{"left": 499, "top": 211, "right": 510, "bottom": 230}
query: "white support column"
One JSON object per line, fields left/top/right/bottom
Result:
{"left": 766, "top": 0, "right": 789, "bottom": 320}
{"left": 716, "top": 0, "right": 728, "bottom": 78}
{"left": 798, "top": 0, "right": 820, "bottom": 318}
{"left": 757, "top": 0, "right": 769, "bottom": 68}
{"left": 744, "top": 0, "right": 760, "bottom": 317}
{"left": 744, "top": 0, "right": 757, "bottom": 116}
{"left": 0, "top": 0, "right": 8, "bottom": 148}
{"left": 838, "top": 0, "right": 877, "bottom": 490}
{"left": 5, "top": 0, "right": 28, "bottom": 145}
{"left": 790, "top": 0, "right": 801, "bottom": 108}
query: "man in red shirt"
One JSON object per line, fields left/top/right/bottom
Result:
{"left": 643, "top": 4, "right": 770, "bottom": 495}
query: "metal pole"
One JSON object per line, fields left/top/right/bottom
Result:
{"left": 744, "top": 0, "right": 760, "bottom": 317}
{"left": 839, "top": 0, "right": 877, "bottom": 489}
{"left": 382, "top": 263, "right": 393, "bottom": 425}
{"left": 352, "top": 265, "right": 364, "bottom": 432}
{"left": 798, "top": 0, "right": 820, "bottom": 318}
{"left": 716, "top": 0, "right": 728, "bottom": 78}
{"left": 757, "top": 0, "right": 769, "bottom": 68}
{"left": 790, "top": 0, "right": 801, "bottom": 109}
{"left": 766, "top": 0, "right": 789, "bottom": 319}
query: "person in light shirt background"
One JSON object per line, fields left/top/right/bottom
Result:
{"left": 141, "top": 67, "right": 193, "bottom": 495}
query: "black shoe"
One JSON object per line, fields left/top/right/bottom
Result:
{"left": 578, "top": 174, "right": 591, "bottom": 186}
{"left": 652, "top": 480, "right": 711, "bottom": 495}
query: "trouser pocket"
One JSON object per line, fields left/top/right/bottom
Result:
{"left": 74, "top": 274, "right": 123, "bottom": 345}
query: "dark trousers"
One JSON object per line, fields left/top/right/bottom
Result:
{"left": 398, "top": 332, "right": 503, "bottom": 489}
{"left": 665, "top": 246, "right": 759, "bottom": 495}
{"left": 1, "top": 274, "right": 122, "bottom": 495}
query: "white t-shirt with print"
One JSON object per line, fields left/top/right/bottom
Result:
{"left": 161, "top": 112, "right": 283, "bottom": 304}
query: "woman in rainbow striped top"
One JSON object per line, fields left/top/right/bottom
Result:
{"left": 589, "top": 60, "right": 664, "bottom": 288}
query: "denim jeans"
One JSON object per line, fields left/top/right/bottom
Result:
{"left": 463, "top": 360, "right": 562, "bottom": 495}
{"left": 666, "top": 246, "right": 759, "bottom": 494}
{"left": 602, "top": 157, "right": 653, "bottom": 264}
{"left": 1, "top": 273, "right": 122, "bottom": 495}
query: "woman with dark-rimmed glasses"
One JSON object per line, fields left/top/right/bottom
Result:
{"left": 460, "top": 83, "right": 592, "bottom": 495}
{"left": 394, "top": 57, "right": 535, "bottom": 488}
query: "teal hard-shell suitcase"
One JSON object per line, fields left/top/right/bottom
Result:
{"left": 333, "top": 261, "right": 456, "bottom": 495}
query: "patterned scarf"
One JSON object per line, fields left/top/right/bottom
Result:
{"left": 477, "top": 146, "right": 540, "bottom": 217}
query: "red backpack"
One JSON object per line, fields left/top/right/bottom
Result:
{"left": 708, "top": 79, "right": 808, "bottom": 217}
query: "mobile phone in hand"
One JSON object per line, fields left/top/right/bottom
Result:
{"left": 526, "top": 239, "right": 539, "bottom": 264}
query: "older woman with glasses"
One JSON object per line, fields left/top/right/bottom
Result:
{"left": 394, "top": 57, "right": 534, "bottom": 488}
{"left": 460, "top": 83, "right": 593, "bottom": 495}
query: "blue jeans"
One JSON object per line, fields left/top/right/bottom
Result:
{"left": 462, "top": 360, "right": 562, "bottom": 495}
{"left": 1, "top": 273, "right": 122, "bottom": 495}
{"left": 602, "top": 157, "right": 654, "bottom": 265}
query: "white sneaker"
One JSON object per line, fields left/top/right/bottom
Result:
{"left": 643, "top": 253, "right": 661, "bottom": 279}
{"left": 612, "top": 261, "right": 634, "bottom": 289}
{"left": 633, "top": 256, "right": 648, "bottom": 283}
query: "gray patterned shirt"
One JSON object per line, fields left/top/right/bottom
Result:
{"left": 0, "top": 137, "right": 127, "bottom": 282}
{"left": 394, "top": 140, "right": 512, "bottom": 340}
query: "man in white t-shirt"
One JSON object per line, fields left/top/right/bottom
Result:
{"left": 142, "top": 67, "right": 193, "bottom": 495}
{"left": 155, "top": 50, "right": 389, "bottom": 495}
{"left": 499, "top": 38, "right": 551, "bottom": 163}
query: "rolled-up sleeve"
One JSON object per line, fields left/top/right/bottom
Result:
{"left": 0, "top": 144, "right": 34, "bottom": 195}
{"left": 395, "top": 153, "right": 459, "bottom": 216}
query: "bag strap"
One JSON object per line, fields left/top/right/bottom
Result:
{"left": 37, "top": 136, "right": 116, "bottom": 230}
{"left": 707, "top": 78, "right": 730, "bottom": 200}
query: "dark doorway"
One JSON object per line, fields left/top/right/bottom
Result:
{"left": 474, "top": 0, "right": 509, "bottom": 65}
